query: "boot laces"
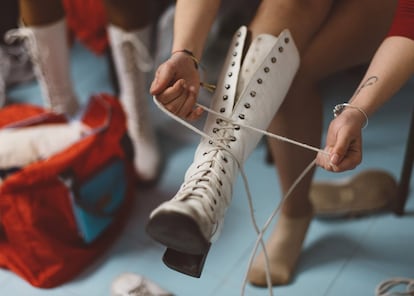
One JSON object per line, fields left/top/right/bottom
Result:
{"left": 117, "top": 32, "right": 153, "bottom": 73}
{"left": 118, "top": 33, "right": 154, "bottom": 138}
{"left": 5, "top": 28, "right": 43, "bottom": 69}
{"left": 174, "top": 119, "right": 238, "bottom": 221}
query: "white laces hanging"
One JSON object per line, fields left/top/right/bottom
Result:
{"left": 153, "top": 96, "right": 329, "bottom": 295}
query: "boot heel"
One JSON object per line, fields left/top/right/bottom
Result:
{"left": 162, "top": 245, "right": 211, "bottom": 278}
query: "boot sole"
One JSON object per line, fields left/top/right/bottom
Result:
{"left": 146, "top": 211, "right": 210, "bottom": 255}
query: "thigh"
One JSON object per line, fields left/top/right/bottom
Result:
{"left": 300, "top": 0, "right": 398, "bottom": 81}
{"left": 249, "top": 0, "right": 335, "bottom": 51}
{"left": 103, "top": 0, "right": 150, "bottom": 29}
{"left": 19, "top": 0, "right": 64, "bottom": 25}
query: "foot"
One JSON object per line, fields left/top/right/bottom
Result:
{"left": 248, "top": 212, "right": 312, "bottom": 286}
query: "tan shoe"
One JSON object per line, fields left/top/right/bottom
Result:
{"left": 310, "top": 170, "right": 397, "bottom": 217}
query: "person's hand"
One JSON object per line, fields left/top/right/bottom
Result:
{"left": 150, "top": 52, "right": 204, "bottom": 121}
{"left": 316, "top": 108, "right": 366, "bottom": 172}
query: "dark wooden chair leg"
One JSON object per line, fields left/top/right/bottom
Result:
{"left": 394, "top": 107, "right": 414, "bottom": 216}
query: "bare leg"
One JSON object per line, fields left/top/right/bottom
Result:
{"left": 19, "top": 0, "right": 64, "bottom": 26}
{"left": 248, "top": 0, "right": 397, "bottom": 286}
{"left": 103, "top": 0, "right": 151, "bottom": 30}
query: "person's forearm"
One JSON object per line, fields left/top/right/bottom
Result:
{"left": 172, "top": 0, "right": 221, "bottom": 60}
{"left": 350, "top": 36, "right": 414, "bottom": 116}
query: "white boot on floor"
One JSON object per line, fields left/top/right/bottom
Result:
{"left": 108, "top": 24, "right": 161, "bottom": 184}
{"left": 6, "top": 19, "right": 79, "bottom": 116}
{"left": 146, "top": 26, "right": 300, "bottom": 263}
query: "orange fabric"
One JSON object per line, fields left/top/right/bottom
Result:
{"left": 63, "top": 0, "right": 108, "bottom": 54}
{"left": 0, "top": 94, "right": 134, "bottom": 288}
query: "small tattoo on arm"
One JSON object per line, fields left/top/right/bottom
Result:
{"left": 352, "top": 76, "right": 378, "bottom": 99}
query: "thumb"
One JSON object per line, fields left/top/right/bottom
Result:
{"left": 329, "top": 133, "right": 351, "bottom": 166}
{"left": 150, "top": 64, "right": 175, "bottom": 95}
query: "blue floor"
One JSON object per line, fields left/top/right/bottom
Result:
{"left": 2, "top": 35, "right": 414, "bottom": 296}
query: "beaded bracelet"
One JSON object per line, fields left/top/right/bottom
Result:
{"left": 333, "top": 103, "right": 369, "bottom": 129}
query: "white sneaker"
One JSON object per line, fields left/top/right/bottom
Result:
{"left": 111, "top": 273, "right": 172, "bottom": 296}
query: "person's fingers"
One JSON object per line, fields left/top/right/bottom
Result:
{"left": 163, "top": 81, "right": 194, "bottom": 116}
{"left": 150, "top": 63, "right": 175, "bottom": 95}
{"left": 155, "top": 79, "right": 186, "bottom": 105}
{"left": 175, "top": 87, "right": 196, "bottom": 118}
{"left": 316, "top": 147, "right": 336, "bottom": 171}
{"left": 186, "top": 106, "right": 204, "bottom": 121}
{"left": 329, "top": 135, "right": 351, "bottom": 166}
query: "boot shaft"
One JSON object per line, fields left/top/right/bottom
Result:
{"left": 195, "top": 26, "right": 300, "bottom": 167}
{"left": 5, "top": 19, "right": 78, "bottom": 115}
{"left": 180, "top": 25, "right": 300, "bottom": 236}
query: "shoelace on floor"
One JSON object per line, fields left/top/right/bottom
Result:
{"left": 376, "top": 278, "right": 414, "bottom": 296}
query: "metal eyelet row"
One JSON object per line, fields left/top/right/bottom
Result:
{"left": 237, "top": 37, "right": 288, "bottom": 121}
{"left": 219, "top": 30, "right": 243, "bottom": 114}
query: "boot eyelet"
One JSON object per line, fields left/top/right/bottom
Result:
{"left": 231, "top": 61, "right": 235, "bottom": 66}
{"left": 213, "top": 128, "right": 219, "bottom": 133}
{"left": 284, "top": 37, "right": 290, "bottom": 44}
{"left": 223, "top": 95, "right": 228, "bottom": 100}
{"left": 225, "top": 84, "right": 230, "bottom": 89}
{"left": 264, "top": 67, "right": 270, "bottom": 73}
{"left": 250, "top": 91, "right": 256, "bottom": 97}
{"left": 209, "top": 140, "right": 213, "bottom": 144}
{"left": 203, "top": 152, "right": 207, "bottom": 156}
{"left": 222, "top": 157, "right": 228, "bottom": 163}
{"left": 239, "top": 114, "right": 245, "bottom": 120}
{"left": 230, "top": 136, "right": 236, "bottom": 141}
{"left": 237, "top": 31, "right": 241, "bottom": 37}
{"left": 232, "top": 51, "right": 237, "bottom": 57}
{"left": 278, "top": 46, "right": 284, "bottom": 52}
{"left": 228, "top": 72, "right": 233, "bottom": 77}
{"left": 271, "top": 57, "right": 277, "bottom": 63}
{"left": 219, "top": 180, "right": 223, "bottom": 186}
{"left": 226, "top": 144, "right": 231, "bottom": 149}
{"left": 220, "top": 108, "right": 225, "bottom": 113}
{"left": 210, "top": 206, "right": 214, "bottom": 211}
{"left": 222, "top": 169, "right": 226, "bottom": 174}
{"left": 257, "top": 78, "right": 263, "bottom": 84}
{"left": 244, "top": 103, "right": 250, "bottom": 109}
{"left": 217, "top": 190, "right": 221, "bottom": 197}
{"left": 234, "top": 125, "right": 240, "bottom": 130}
{"left": 216, "top": 118, "right": 222, "bottom": 124}
{"left": 235, "top": 42, "right": 239, "bottom": 47}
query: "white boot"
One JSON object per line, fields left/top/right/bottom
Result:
{"left": 108, "top": 24, "right": 161, "bottom": 183}
{"left": 146, "top": 26, "right": 300, "bottom": 261}
{"left": 5, "top": 19, "right": 79, "bottom": 116}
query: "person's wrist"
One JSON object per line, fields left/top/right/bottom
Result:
{"left": 333, "top": 103, "right": 368, "bottom": 129}
{"left": 339, "top": 108, "right": 367, "bottom": 129}
{"left": 171, "top": 49, "right": 200, "bottom": 69}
